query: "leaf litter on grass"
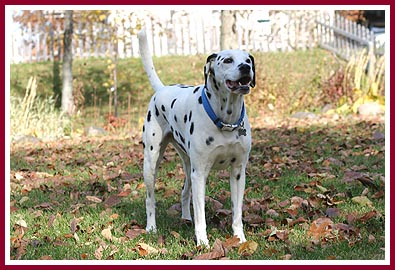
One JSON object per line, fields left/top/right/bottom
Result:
{"left": 9, "top": 116, "right": 385, "bottom": 260}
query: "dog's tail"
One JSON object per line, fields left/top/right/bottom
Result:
{"left": 138, "top": 29, "right": 164, "bottom": 92}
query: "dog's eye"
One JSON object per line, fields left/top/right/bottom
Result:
{"left": 245, "top": 59, "right": 251, "bottom": 64}
{"left": 223, "top": 58, "right": 233, "bottom": 64}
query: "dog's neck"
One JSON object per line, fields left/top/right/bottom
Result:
{"left": 205, "top": 77, "right": 245, "bottom": 125}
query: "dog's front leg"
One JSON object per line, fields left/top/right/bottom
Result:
{"left": 230, "top": 165, "right": 247, "bottom": 243}
{"left": 191, "top": 167, "right": 210, "bottom": 247}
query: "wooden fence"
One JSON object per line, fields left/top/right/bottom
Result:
{"left": 316, "top": 13, "right": 383, "bottom": 61}
{"left": 10, "top": 10, "right": 385, "bottom": 64}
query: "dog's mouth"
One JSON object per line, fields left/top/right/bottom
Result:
{"left": 225, "top": 76, "right": 252, "bottom": 93}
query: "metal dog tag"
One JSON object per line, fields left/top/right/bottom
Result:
{"left": 238, "top": 128, "right": 247, "bottom": 136}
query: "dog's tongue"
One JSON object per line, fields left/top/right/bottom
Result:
{"left": 226, "top": 80, "right": 239, "bottom": 89}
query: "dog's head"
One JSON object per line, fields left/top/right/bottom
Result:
{"left": 204, "top": 50, "right": 255, "bottom": 95}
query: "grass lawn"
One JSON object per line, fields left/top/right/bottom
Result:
{"left": 9, "top": 48, "right": 385, "bottom": 261}
{"left": 9, "top": 116, "right": 385, "bottom": 260}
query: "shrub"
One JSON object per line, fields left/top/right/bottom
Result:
{"left": 321, "top": 49, "right": 385, "bottom": 114}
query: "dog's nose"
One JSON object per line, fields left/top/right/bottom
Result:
{"left": 238, "top": 64, "right": 251, "bottom": 74}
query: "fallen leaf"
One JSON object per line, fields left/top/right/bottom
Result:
{"left": 282, "top": 254, "right": 292, "bottom": 260}
{"left": 101, "top": 227, "right": 112, "bottom": 241}
{"left": 222, "top": 236, "right": 240, "bottom": 250}
{"left": 126, "top": 228, "right": 146, "bottom": 240}
{"left": 70, "top": 218, "right": 78, "bottom": 234}
{"left": 358, "top": 210, "right": 378, "bottom": 223}
{"left": 47, "top": 214, "right": 56, "bottom": 228}
{"left": 104, "top": 195, "right": 121, "bottom": 208}
{"left": 39, "top": 255, "right": 53, "bottom": 260}
{"left": 86, "top": 195, "right": 102, "bottom": 203}
{"left": 117, "top": 189, "right": 131, "bottom": 197}
{"left": 194, "top": 239, "right": 225, "bottom": 260}
{"left": 15, "top": 219, "right": 27, "bottom": 228}
{"left": 352, "top": 196, "right": 373, "bottom": 207}
{"left": 326, "top": 208, "right": 340, "bottom": 218}
{"left": 137, "top": 243, "right": 159, "bottom": 256}
{"left": 238, "top": 240, "right": 258, "bottom": 256}
{"left": 307, "top": 217, "right": 334, "bottom": 241}
{"left": 243, "top": 214, "right": 264, "bottom": 225}
{"left": 94, "top": 245, "right": 104, "bottom": 260}
{"left": 170, "top": 231, "right": 180, "bottom": 239}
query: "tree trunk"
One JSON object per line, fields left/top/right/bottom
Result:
{"left": 220, "top": 10, "right": 238, "bottom": 50}
{"left": 62, "top": 10, "right": 74, "bottom": 115}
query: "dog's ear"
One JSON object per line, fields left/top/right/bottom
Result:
{"left": 249, "top": 54, "right": 256, "bottom": 88}
{"left": 204, "top": 53, "right": 217, "bottom": 85}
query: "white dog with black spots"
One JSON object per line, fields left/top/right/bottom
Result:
{"left": 138, "top": 29, "right": 255, "bottom": 247}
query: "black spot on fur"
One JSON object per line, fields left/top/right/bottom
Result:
{"left": 147, "top": 111, "right": 151, "bottom": 122}
{"left": 155, "top": 106, "right": 159, "bottom": 117}
{"left": 161, "top": 105, "right": 166, "bottom": 112}
{"left": 231, "top": 157, "right": 236, "bottom": 163}
{"left": 193, "top": 87, "right": 199, "bottom": 94}
{"left": 227, "top": 109, "right": 232, "bottom": 115}
{"left": 236, "top": 174, "right": 241, "bottom": 181}
{"left": 150, "top": 145, "right": 153, "bottom": 151}
{"left": 189, "top": 111, "right": 192, "bottom": 122}
{"left": 180, "top": 134, "right": 185, "bottom": 144}
{"left": 174, "top": 115, "right": 178, "bottom": 122}
{"left": 162, "top": 114, "right": 168, "bottom": 123}
{"left": 206, "top": 91, "right": 211, "bottom": 99}
{"left": 171, "top": 99, "right": 177, "bottom": 109}
{"left": 152, "top": 133, "right": 155, "bottom": 136}
{"left": 198, "top": 96, "right": 202, "bottom": 104}
{"left": 142, "top": 142, "right": 145, "bottom": 149}
{"left": 205, "top": 136, "right": 214, "bottom": 145}
{"left": 188, "top": 141, "right": 190, "bottom": 149}
{"left": 143, "top": 125, "right": 145, "bottom": 132}
{"left": 184, "top": 114, "right": 188, "bottom": 123}
{"left": 178, "top": 143, "right": 187, "bottom": 153}
{"left": 190, "top": 122, "right": 194, "bottom": 135}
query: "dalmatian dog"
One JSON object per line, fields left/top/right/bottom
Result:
{"left": 138, "top": 29, "right": 255, "bottom": 247}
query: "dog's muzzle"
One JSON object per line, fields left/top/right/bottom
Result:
{"left": 225, "top": 64, "right": 252, "bottom": 94}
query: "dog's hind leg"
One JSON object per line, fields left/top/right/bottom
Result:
{"left": 180, "top": 156, "right": 192, "bottom": 221}
{"left": 143, "top": 120, "right": 169, "bottom": 233}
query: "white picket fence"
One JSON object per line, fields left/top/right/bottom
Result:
{"left": 316, "top": 13, "right": 383, "bottom": 61}
{"left": 10, "top": 10, "right": 384, "bottom": 63}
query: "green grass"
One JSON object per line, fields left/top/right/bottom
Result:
{"left": 10, "top": 48, "right": 343, "bottom": 118}
{"left": 9, "top": 49, "right": 384, "bottom": 260}
{"left": 10, "top": 117, "right": 385, "bottom": 260}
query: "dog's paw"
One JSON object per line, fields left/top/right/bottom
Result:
{"left": 235, "top": 232, "right": 247, "bottom": 243}
{"left": 196, "top": 237, "right": 210, "bottom": 248}
{"left": 145, "top": 225, "right": 157, "bottom": 233}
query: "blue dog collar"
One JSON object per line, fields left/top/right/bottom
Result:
{"left": 201, "top": 88, "right": 245, "bottom": 131}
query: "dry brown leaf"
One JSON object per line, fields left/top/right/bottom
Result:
{"left": 117, "top": 189, "right": 131, "bottom": 197}
{"left": 137, "top": 242, "right": 159, "bottom": 256}
{"left": 194, "top": 239, "right": 225, "bottom": 260}
{"left": 39, "top": 255, "right": 53, "bottom": 260}
{"left": 222, "top": 236, "right": 240, "bottom": 250}
{"left": 70, "top": 218, "right": 78, "bottom": 234}
{"left": 238, "top": 240, "right": 258, "bottom": 256}
{"left": 101, "top": 227, "right": 112, "bottom": 241}
{"left": 125, "top": 228, "right": 146, "bottom": 240}
{"left": 104, "top": 195, "right": 121, "bottom": 208}
{"left": 170, "top": 231, "right": 180, "bottom": 238}
{"left": 86, "top": 195, "right": 102, "bottom": 203}
{"left": 94, "top": 245, "right": 104, "bottom": 260}
{"left": 307, "top": 217, "right": 334, "bottom": 241}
